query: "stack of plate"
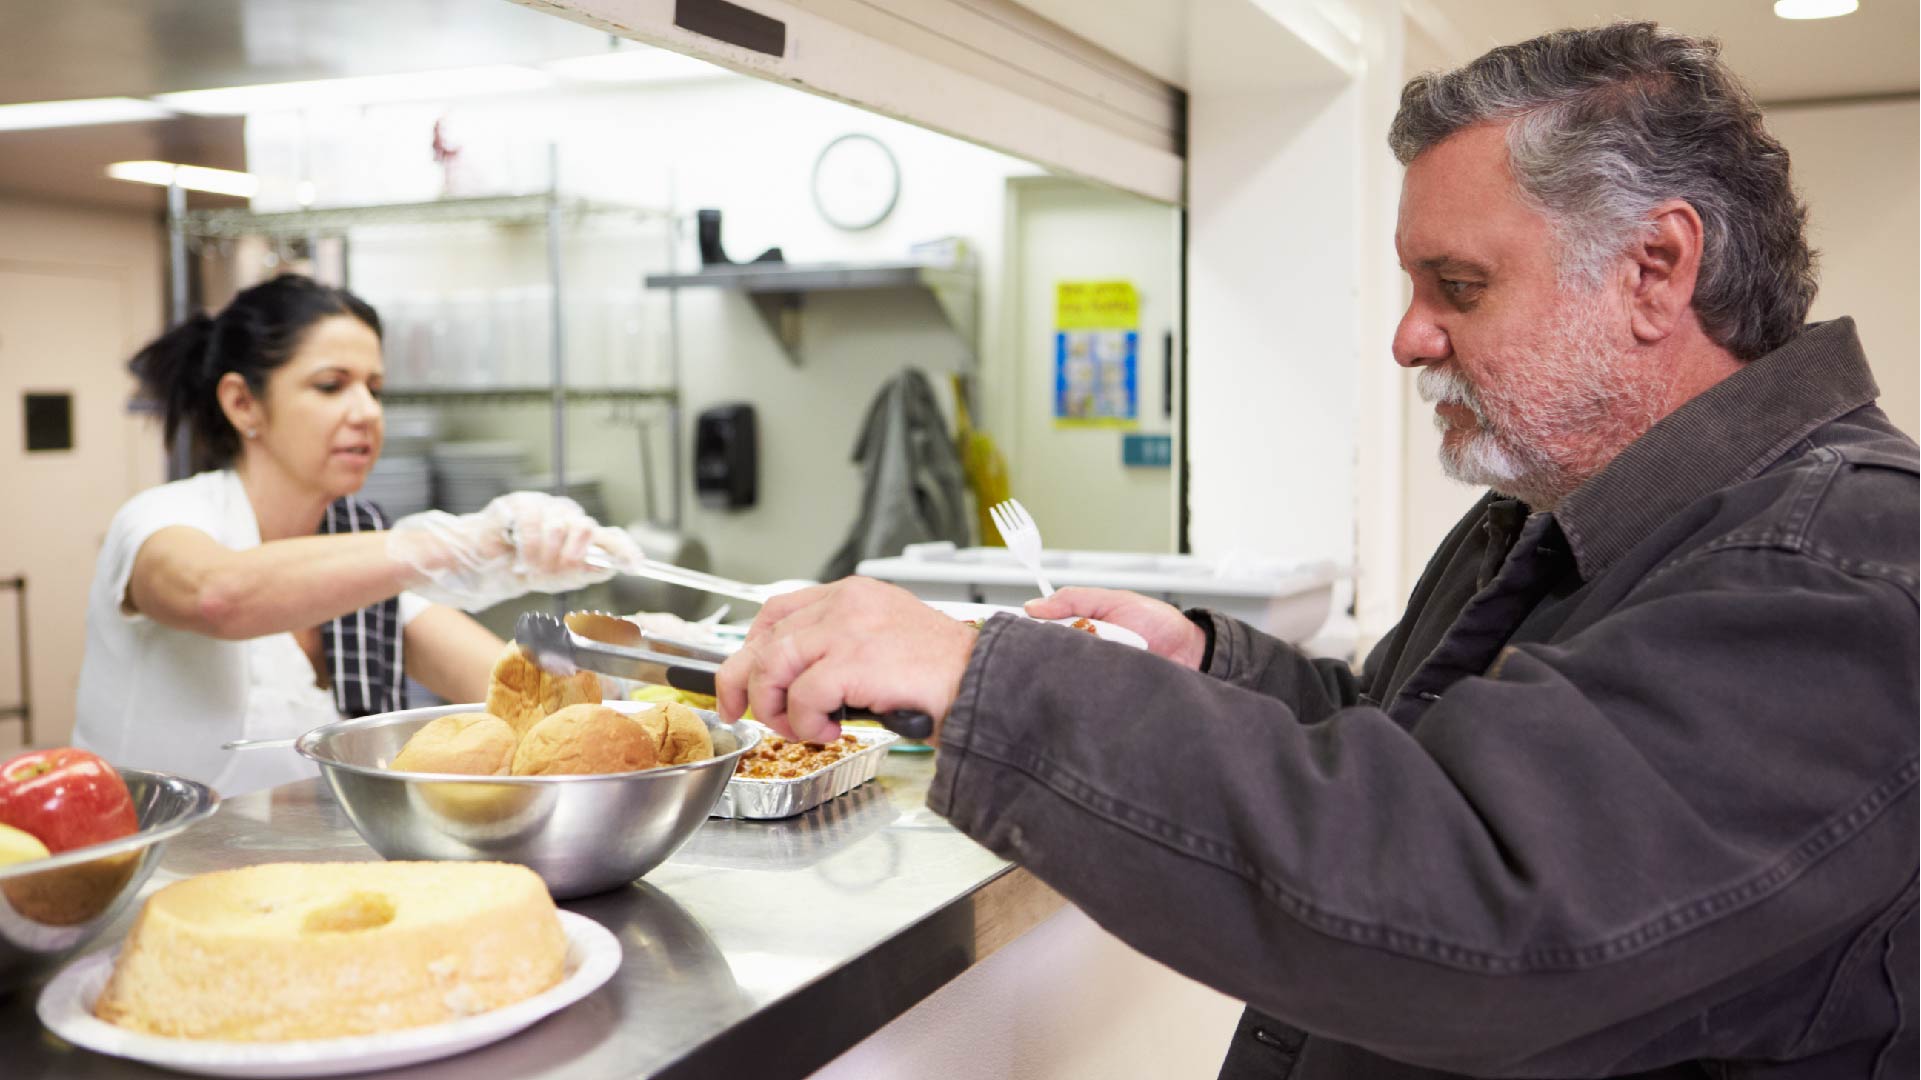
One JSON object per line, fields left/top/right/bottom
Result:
{"left": 520, "top": 472, "right": 609, "bottom": 524}
{"left": 382, "top": 407, "right": 442, "bottom": 453}
{"left": 431, "top": 441, "right": 526, "bottom": 514}
{"left": 360, "top": 453, "right": 433, "bottom": 518}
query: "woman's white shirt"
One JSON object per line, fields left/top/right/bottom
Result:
{"left": 74, "top": 470, "right": 426, "bottom": 797}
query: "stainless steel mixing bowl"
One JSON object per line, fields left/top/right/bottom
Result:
{"left": 0, "top": 768, "right": 220, "bottom": 992}
{"left": 296, "top": 701, "right": 759, "bottom": 899}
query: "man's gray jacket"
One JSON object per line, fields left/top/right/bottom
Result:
{"left": 929, "top": 318, "right": 1918, "bottom": 1077}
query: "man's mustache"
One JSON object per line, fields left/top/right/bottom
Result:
{"left": 1417, "top": 367, "right": 1489, "bottom": 427}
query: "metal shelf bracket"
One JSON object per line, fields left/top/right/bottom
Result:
{"left": 747, "top": 291, "right": 806, "bottom": 365}
{"left": 645, "top": 260, "right": 979, "bottom": 366}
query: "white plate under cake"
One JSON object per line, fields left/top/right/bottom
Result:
{"left": 37, "top": 861, "right": 619, "bottom": 1077}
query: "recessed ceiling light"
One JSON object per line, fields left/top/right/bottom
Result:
{"left": 153, "top": 66, "right": 554, "bottom": 116}
{"left": 0, "top": 97, "right": 174, "bottom": 132}
{"left": 1773, "top": 0, "right": 1859, "bottom": 19}
{"left": 105, "top": 161, "right": 260, "bottom": 198}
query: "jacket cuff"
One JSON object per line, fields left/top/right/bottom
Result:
{"left": 926, "top": 611, "right": 1016, "bottom": 820}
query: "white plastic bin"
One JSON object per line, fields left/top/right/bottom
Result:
{"left": 856, "top": 543, "right": 1343, "bottom": 644}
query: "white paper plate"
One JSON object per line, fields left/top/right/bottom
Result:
{"left": 38, "top": 910, "right": 619, "bottom": 1078}
{"left": 925, "top": 600, "right": 1147, "bottom": 649}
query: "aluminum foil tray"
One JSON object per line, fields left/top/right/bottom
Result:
{"left": 711, "top": 725, "right": 899, "bottom": 820}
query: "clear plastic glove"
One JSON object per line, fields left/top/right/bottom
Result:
{"left": 387, "top": 491, "right": 643, "bottom": 611}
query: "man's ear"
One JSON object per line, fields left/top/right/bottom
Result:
{"left": 215, "top": 372, "right": 261, "bottom": 441}
{"left": 1625, "top": 198, "right": 1703, "bottom": 345}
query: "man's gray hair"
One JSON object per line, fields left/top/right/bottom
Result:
{"left": 1388, "top": 22, "right": 1816, "bottom": 360}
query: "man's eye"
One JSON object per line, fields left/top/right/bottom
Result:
{"left": 315, "top": 382, "right": 341, "bottom": 394}
{"left": 367, "top": 385, "right": 383, "bottom": 400}
{"left": 1440, "top": 279, "right": 1483, "bottom": 303}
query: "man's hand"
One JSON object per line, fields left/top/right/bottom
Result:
{"left": 1024, "top": 587, "right": 1207, "bottom": 669}
{"left": 717, "top": 577, "right": 979, "bottom": 743}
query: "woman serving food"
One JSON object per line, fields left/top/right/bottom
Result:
{"left": 75, "top": 274, "right": 638, "bottom": 795}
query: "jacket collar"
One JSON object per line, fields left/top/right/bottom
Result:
{"left": 1552, "top": 317, "right": 1880, "bottom": 579}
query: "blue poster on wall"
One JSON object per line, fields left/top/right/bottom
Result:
{"left": 1053, "top": 329, "right": 1139, "bottom": 426}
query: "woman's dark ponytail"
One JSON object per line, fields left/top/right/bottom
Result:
{"left": 128, "top": 274, "right": 380, "bottom": 472}
{"left": 129, "top": 310, "right": 229, "bottom": 471}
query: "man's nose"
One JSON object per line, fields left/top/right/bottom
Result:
{"left": 1393, "top": 304, "right": 1448, "bottom": 369}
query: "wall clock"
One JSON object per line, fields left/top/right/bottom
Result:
{"left": 811, "top": 133, "right": 900, "bottom": 231}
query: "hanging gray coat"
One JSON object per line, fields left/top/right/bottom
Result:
{"left": 822, "top": 368, "right": 972, "bottom": 581}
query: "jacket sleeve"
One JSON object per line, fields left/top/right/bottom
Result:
{"left": 927, "top": 548, "right": 1918, "bottom": 1076}
{"left": 1189, "top": 610, "right": 1365, "bottom": 722}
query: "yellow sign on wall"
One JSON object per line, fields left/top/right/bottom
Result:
{"left": 1055, "top": 280, "right": 1140, "bottom": 331}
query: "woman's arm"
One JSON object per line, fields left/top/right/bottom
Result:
{"left": 126, "top": 526, "right": 415, "bottom": 640}
{"left": 402, "top": 604, "right": 503, "bottom": 704}
{"left": 124, "top": 490, "right": 640, "bottom": 641}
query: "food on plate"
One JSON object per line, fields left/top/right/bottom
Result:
{"left": 954, "top": 613, "right": 1100, "bottom": 636}
{"left": 92, "top": 861, "right": 566, "bottom": 1040}
{"left": 735, "top": 733, "right": 863, "bottom": 780}
{"left": 626, "top": 610, "right": 731, "bottom": 651}
{"left": 0, "top": 747, "right": 139, "bottom": 854}
{"left": 512, "top": 704, "right": 658, "bottom": 776}
{"left": 564, "top": 611, "right": 643, "bottom": 647}
{"left": 485, "top": 642, "right": 601, "bottom": 739}
{"left": 630, "top": 683, "right": 720, "bottom": 711}
{"left": 390, "top": 712, "right": 518, "bottom": 776}
{"left": 0, "top": 822, "right": 50, "bottom": 866}
{"left": 634, "top": 701, "right": 714, "bottom": 765}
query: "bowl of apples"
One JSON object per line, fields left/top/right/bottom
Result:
{"left": 0, "top": 749, "right": 218, "bottom": 992}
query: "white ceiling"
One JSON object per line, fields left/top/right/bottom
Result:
{"left": 1418, "top": 0, "right": 1918, "bottom": 103}
{"left": 0, "top": 0, "right": 1911, "bottom": 211}
{"left": 0, "top": 0, "right": 612, "bottom": 106}
{"left": 0, "top": 0, "right": 612, "bottom": 210}
{"left": 2, "top": 0, "right": 1911, "bottom": 108}
{"left": 1012, "top": 0, "right": 1918, "bottom": 103}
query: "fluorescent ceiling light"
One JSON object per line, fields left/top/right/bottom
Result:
{"left": 153, "top": 65, "right": 554, "bottom": 116}
{"left": 543, "top": 47, "right": 729, "bottom": 84}
{"left": 106, "top": 160, "right": 260, "bottom": 198}
{"left": 1773, "top": 0, "right": 1858, "bottom": 19}
{"left": 0, "top": 97, "right": 174, "bottom": 132}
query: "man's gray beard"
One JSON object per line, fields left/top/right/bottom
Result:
{"left": 1416, "top": 292, "right": 1652, "bottom": 509}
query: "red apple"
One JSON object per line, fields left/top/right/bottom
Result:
{"left": 0, "top": 748, "right": 140, "bottom": 853}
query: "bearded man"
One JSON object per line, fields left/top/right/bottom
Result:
{"left": 719, "top": 23, "right": 1917, "bottom": 1079}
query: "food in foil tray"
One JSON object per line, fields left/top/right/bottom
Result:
{"left": 734, "top": 733, "right": 863, "bottom": 781}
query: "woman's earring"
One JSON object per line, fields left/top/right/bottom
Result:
{"left": 245, "top": 428, "right": 258, "bottom": 439}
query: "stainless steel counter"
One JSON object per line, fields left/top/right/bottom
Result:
{"left": 4, "top": 755, "right": 1065, "bottom": 1078}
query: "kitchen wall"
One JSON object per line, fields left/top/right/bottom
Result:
{"left": 0, "top": 196, "right": 167, "bottom": 751}
{"left": 248, "top": 72, "right": 1058, "bottom": 586}
{"left": 1766, "top": 96, "right": 1919, "bottom": 439}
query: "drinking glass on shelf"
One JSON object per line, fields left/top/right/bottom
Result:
{"left": 603, "top": 287, "right": 644, "bottom": 389}
{"left": 448, "top": 289, "right": 494, "bottom": 387}
{"left": 507, "top": 285, "right": 552, "bottom": 387}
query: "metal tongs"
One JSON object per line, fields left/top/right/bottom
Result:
{"left": 515, "top": 612, "right": 934, "bottom": 739}
{"left": 581, "top": 549, "right": 792, "bottom": 606}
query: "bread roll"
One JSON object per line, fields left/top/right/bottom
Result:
{"left": 512, "top": 704, "right": 657, "bottom": 776}
{"left": 486, "top": 643, "right": 601, "bottom": 738}
{"left": 390, "top": 713, "right": 518, "bottom": 775}
{"left": 635, "top": 702, "right": 714, "bottom": 765}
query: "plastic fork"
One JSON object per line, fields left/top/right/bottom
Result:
{"left": 989, "top": 498, "right": 1055, "bottom": 598}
